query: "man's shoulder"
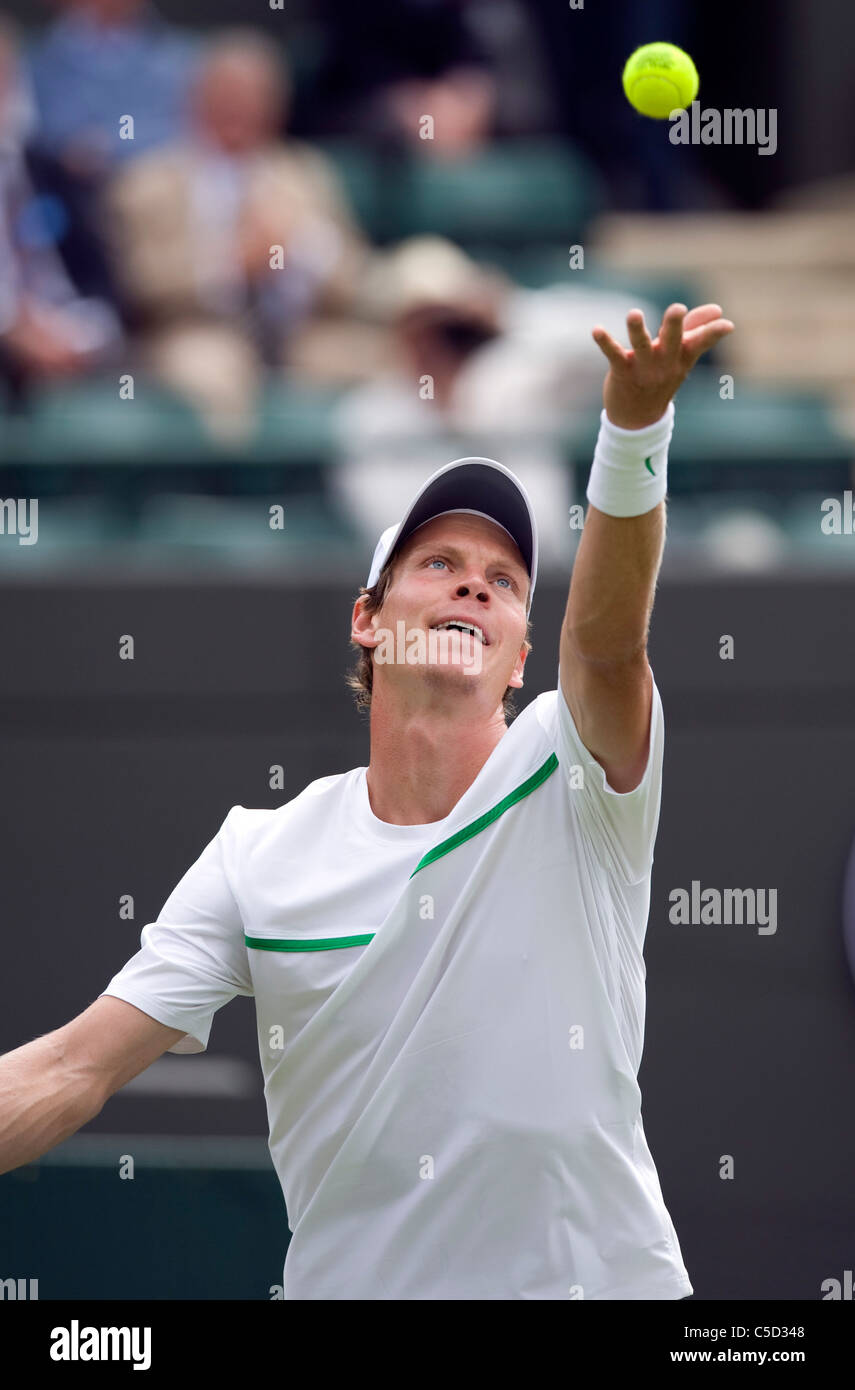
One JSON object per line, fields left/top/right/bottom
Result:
{"left": 222, "top": 770, "right": 356, "bottom": 841}
{"left": 512, "top": 688, "right": 560, "bottom": 738}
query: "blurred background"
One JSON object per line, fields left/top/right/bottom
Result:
{"left": 1, "top": 0, "right": 854, "bottom": 1301}
{"left": 0, "top": 0, "right": 851, "bottom": 571}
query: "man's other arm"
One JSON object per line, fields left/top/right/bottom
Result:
{"left": 0, "top": 997, "right": 184, "bottom": 1176}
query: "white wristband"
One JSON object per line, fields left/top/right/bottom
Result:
{"left": 585, "top": 400, "right": 675, "bottom": 517}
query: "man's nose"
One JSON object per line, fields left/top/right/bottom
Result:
{"left": 455, "top": 580, "right": 489, "bottom": 601}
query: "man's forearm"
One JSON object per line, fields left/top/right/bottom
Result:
{"left": 563, "top": 500, "right": 665, "bottom": 666}
{"left": 0, "top": 1032, "right": 102, "bottom": 1176}
{"left": 576, "top": 300, "right": 735, "bottom": 655}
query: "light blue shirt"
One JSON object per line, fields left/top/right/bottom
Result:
{"left": 27, "top": 5, "right": 197, "bottom": 166}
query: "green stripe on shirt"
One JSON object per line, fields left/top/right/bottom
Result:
{"left": 244, "top": 933, "right": 375, "bottom": 952}
{"left": 244, "top": 752, "right": 559, "bottom": 953}
{"left": 408, "top": 753, "right": 558, "bottom": 878}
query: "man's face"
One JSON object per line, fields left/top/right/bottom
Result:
{"left": 356, "top": 512, "right": 530, "bottom": 711}
{"left": 192, "top": 53, "right": 283, "bottom": 154}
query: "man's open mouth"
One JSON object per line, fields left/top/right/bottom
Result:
{"left": 430, "top": 621, "right": 488, "bottom": 646}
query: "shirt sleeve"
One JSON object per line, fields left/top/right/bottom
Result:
{"left": 553, "top": 664, "right": 665, "bottom": 886}
{"left": 99, "top": 806, "right": 253, "bottom": 1054}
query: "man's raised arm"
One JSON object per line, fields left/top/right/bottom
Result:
{"left": 560, "top": 302, "right": 734, "bottom": 793}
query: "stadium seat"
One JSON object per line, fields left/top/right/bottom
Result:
{"left": 317, "top": 138, "right": 603, "bottom": 247}
{"left": 0, "top": 495, "right": 127, "bottom": 568}
{"left": 565, "top": 378, "right": 853, "bottom": 498}
{"left": 134, "top": 493, "right": 357, "bottom": 568}
{"left": 19, "top": 377, "right": 211, "bottom": 465}
{"left": 661, "top": 381, "right": 851, "bottom": 463}
{"left": 249, "top": 380, "right": 347, "bottom": 465}
{"left": 781, "top": 494, "right": 855, "bottom": 564}
{"left": 313, "top": 138, "right": 386, "bottom": 238}
{"left": 465, "top": 244, "right": 702, "bottom": 312}
{"left": 592, "top": 209, "right": 855, "bottom": 272}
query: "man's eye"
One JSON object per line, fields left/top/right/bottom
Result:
{"left": 495, "top": 576, "right": 512, "bottom": 589}
{"left": 428, "top": 558, "right": 447, "bottom": 570}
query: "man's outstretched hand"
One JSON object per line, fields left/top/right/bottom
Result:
{"left": 592, "top": 302, "right": 735, "bottom": 430}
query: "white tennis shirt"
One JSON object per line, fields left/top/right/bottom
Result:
{"left": 101, "top": 666, "right": 692, "bottom": 1300}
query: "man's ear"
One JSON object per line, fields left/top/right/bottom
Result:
{"left": 507, "top": 642, "right": 529, "bottom": 690}
{"left": 351, "top": 594, "right": 379, "bottom": 650}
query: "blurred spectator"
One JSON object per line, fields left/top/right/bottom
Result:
{"left": 25, "top": 1, "right": 196, "bottom": 298}
{"left": 28, "top": 0, "right": 195, "bottom": 176}
{"left": 101, "top": 29, "right": 368, "bottom": 440}
{"left": 0, "top": 16, "right": 120, "bottom": 404}
{"left": 298, "top": 0, "right": 498, "bottom": 159}
{"left": 333, "top": 236, "right": 662, "bottom": 567}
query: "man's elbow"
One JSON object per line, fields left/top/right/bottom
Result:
{"left": 562, "top": 622, "right": 651, "bottom": 671}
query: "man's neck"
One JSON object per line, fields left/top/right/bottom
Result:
{"left": 365, "top": 688, "right": 508, "bottom": 826}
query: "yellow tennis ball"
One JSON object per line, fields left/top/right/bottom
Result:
{"left": 622, "top": 42, "right": 699, "bottom": 119}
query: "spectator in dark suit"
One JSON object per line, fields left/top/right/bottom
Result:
{"left": 0, "top": 17, "right": 120, "bottom": 404}
{"left": 296, "top": 0, "right": 498, "bottom": 158}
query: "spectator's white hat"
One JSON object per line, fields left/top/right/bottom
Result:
{"left": 359, "top": 235, "right": 505, "bottom": 321}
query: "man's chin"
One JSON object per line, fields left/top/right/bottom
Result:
{"left": 420, "top": 661, "right": 486, "bottom": 696}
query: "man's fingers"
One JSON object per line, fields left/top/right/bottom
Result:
{"left": 683, "top": 303, "right": 725, "bottom": 332}
{"left": 626, "top": 309, "right": 653, "bottom": 356}
{"left": 592, "top": 303, "right": 734, "bottom": 399}
{"left": 592, "top": 325, "right": 629, "bottom": 369}
{"left": 658, "top": 303, "right": 687, "bottom": 358}
{"left": 682, "top": 318, "right": 735, "bottom": 364}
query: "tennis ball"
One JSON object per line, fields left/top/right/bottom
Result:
{"left": 622, "top": 42, "right": 699, "bottom": 119}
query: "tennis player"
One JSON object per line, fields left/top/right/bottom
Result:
{"left": 0, "top": 302, "right": 733, "bottom": 1299}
